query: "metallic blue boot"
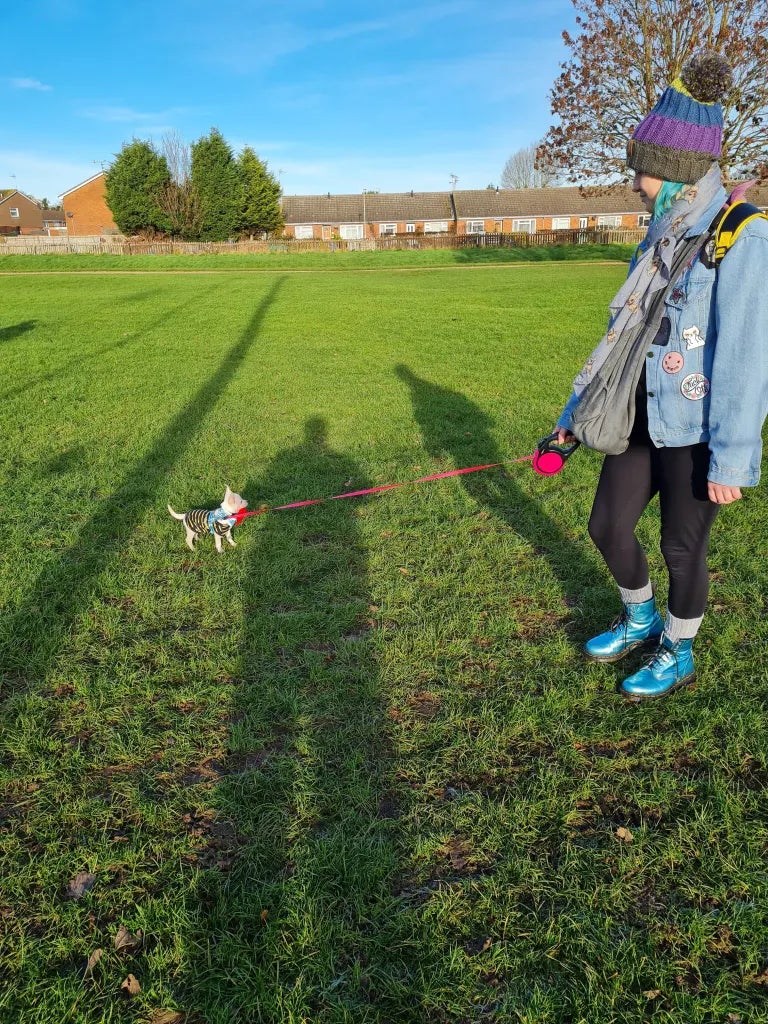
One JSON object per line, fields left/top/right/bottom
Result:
{"left": 620, "top": 636, "right": 696, "bottom": 702}
{"left": 584, "top": 598, "right": 663, "bottom": 663}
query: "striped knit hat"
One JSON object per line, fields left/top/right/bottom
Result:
{"left": 627, "top": 52, "right": 732, "bottom": 184}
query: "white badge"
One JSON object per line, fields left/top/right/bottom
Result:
{"left": 682, "top": 325, "right": 705, "bottom": 350}
{"left": 681, "top": 373, "right": 710, "bottom": 401}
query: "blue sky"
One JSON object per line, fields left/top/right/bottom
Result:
{"left": 2, "top": 0, "right": 577, "bottom": 204}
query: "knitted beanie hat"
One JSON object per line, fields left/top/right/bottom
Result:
{"left": 627, "top": 52, "right": 732, "bottom": 183}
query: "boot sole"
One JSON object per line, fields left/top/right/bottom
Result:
{"left": 584, "top": 636, "right": 661, "bottom": 664}
{"left": 621, "top": 673, "right": 697, "bottom": 703}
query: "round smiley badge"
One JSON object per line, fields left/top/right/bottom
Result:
{"left": 662, "top": 352, "right": 684, "bottom": 374}
{"left": 681, "top": 373, "right": 710, "bottom": 401}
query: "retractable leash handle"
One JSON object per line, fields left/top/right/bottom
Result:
{"left": 532, "top": 432, "right": 581, "bottom": 476}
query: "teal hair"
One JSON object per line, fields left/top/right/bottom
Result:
{"left": 653, "top": 181, "right": 686, "bottom": 220}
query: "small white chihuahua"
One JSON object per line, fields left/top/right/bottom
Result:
{"left": 168, "top": 485, "right": 248, "bottom": 552}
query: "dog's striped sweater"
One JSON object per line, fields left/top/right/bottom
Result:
{"left": 183, "top": 506, "right": 237, "bottom": 539}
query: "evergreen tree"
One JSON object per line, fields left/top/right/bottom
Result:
{"left": 190, "top": 128, "right": 240, "bottom": 240}
{"left": 237, "top": 147, "right": 284, "bottom": 238}
{"left": 105, "top": 139, "right": 171, "bottom": 236}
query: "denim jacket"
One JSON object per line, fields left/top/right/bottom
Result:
{"left": 559, "top": 188, "right": 768, "bottom": 487}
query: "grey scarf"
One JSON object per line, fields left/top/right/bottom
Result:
{"left": 569, "top": 166, "right": 723, "bottom": 454}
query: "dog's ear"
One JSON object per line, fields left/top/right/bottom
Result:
{"left": 224, "top": 484, "right": 232, "bottom": 500}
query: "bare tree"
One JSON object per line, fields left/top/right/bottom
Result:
{"left": 155, "top": 130, "right": 203, "bottom": 239}
{"left": 500, "top": 142, "right": 559, "bottom": 189}
{"left": 541, "top": 0, "right": 768, "bottom": 183}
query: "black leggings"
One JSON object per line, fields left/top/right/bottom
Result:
{"left": 588, "top": 439, "right": 719, "bottom": 619}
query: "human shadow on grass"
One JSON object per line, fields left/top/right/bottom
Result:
{"left": 394, "top": 363, "right": 610, "bottom": 621}
{"left": 0, "top": 319, "right": 37, "bottom": 343}
{"left": 176, "top": 416, "right": 400, "bottom": 1022}
{"left": 0, "top": 278, "right": 285, "bottom": 693}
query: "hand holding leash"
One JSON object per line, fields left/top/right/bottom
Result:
{"left": 532, "top": 431, "right": 581, "bottom": 476}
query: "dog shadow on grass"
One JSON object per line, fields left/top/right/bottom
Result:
{"left": 394, "top": 363, "right": 611, "bottom": 621}
{"left": 176, "top": 415, "right": 405, "bottom": 1020}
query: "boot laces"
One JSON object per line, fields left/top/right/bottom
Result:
{"left": 645, "top": 643, "right": 677, "bottom": 671}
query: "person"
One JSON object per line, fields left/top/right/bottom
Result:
{"left": 555, "top": 51, "right": 768, "bottom": 701}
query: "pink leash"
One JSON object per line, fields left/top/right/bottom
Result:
{"left": 231, "top": 434, "right": 579, "bottom": 524}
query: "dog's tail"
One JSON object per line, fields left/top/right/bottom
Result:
{"left": 167, "top": 505, "right": 185, "bottom": 520}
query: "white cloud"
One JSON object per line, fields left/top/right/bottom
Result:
{"left": 195, "top": 1, "right": 474, "bottom": 73}
{"left": 9, "top": 77, "right": 53, "bottom": 92}
{"left": 81, "top": 105, "right": 179, "bottom": 123}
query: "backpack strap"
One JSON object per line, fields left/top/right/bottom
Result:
{"left": 713, "top": 200, "right": 767, "bottom": 266}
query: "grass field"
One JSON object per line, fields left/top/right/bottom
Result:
{"left": 2, "top": 253, "right": 768, "bottom": 1024}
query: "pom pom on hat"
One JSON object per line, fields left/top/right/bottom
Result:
{"left": 680, "top": 51, "right": 733, "bottom": 104}
{"left": 627, "top": 51, "right": 731, "bottom": 184}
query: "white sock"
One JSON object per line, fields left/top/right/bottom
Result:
{"left": 619, "top": 583, "right": 654, "bottom": 605}
{"left": 664, "top": 610, "right": 703, "bottom": 643}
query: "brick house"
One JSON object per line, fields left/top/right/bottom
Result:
{"left": 453, "top": 185, "right": 651, "bottom": 234}
{"left": 283, "top": 191, "right": 454, "bottom": 240}
{"left": 60, "top": 171, "right": 118, "bottom": 236}
{"left": 0, "top": 189, "right": 44, "bottom": 235}
{"left": 41, "top": 208, "right": 67, "bottom": 235}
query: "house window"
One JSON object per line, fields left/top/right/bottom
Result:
{"left": 294, "top": 224, "right": 313, "bottom": 239}
{"left": 552, "top": 217, "right": 570, "bottom": 230}
{"left": 579, "top": 217, "right": 588, "bottom": 229}
{"left": 9, "top": 207, "right": 20, "bottom": 218}
{"left": 597, "top": 215, "right": 622, "bottom": 227}
{"left": 512, "top": 219, "right": 536, "bottom": 233}
{"left": 424, "top": 220, "right": 448, "bottom": 233}
{"left": 380, "top": 223, "right": 397, "bottom": 235}
{"left": 466, "top": 220, "right": 485, "bottom": 235}
{"left": 406, "top": 223, "right": 416, "bottom": 233}
{"left": 637, "top": 214, "right": 651, "bottom": 227}
{"left": 340, "top": 224, "right": 364, "bottom": 240}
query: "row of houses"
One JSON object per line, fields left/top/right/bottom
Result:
{"left": 5, "top": 171, "right": 768, "bottom": 240}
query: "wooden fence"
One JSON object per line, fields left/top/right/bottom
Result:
{"left": 0, "top": 228, "right": 644, "bottom": 256}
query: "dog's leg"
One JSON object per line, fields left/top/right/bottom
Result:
{"left": 226, "top": 530, "right": 237, "bottom": 547}
{"left": 214, "top": 533, "right": 223, "bottom": 553}
{"left": 185, "top": 527, "right": 196, "bottom": 551}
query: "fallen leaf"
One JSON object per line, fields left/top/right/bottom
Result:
{"left": 148, "top": 1012, "right": 186, "bottom": 1024}
{"left": 260, "top": 909, "right": 269, "bottom": 925}
{"left": 616, "top": 827, "right": 633, "bottom": 843}
{"left": 83, "top": 948, "right": 103, "bottom": 980}
{"left": 114, "top": 924, "right": 143, "bottom": 953}
{"left": 67, "top": 872, "right": 97, "bottom": 899}
{"left": 121, "top": 974, "right": 141, "bottom": 997}
{"left": 727, "top": 1015, "right": 743, "bottom": 1024}
{"left": 643, "top": 989, "right": 662, "bottom": 999}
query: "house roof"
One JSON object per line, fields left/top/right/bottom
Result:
{"left": 283, "top": 191, "right": 453, "bottom": 224}
{"left": 60, "top": 171, "right": 107, "bottom": 198}
{"left": 0, "top": 189, "right": 40, "bottom": 207}
{"left": 453, "top": 186, "right": 648, "bottom": 218}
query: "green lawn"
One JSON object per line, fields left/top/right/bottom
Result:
{"left": 0, "top": 242, "right": 635, "bottom": 274}
{"left": 1, "top": 257, "right": 768, "bottom": 1024}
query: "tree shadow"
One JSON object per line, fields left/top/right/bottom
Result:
{"left": 177, "top": 415, "right": 396, "bottom": 1021}
{"left": 394, "top": 363, "right": 608, "bottom": 611}
{"left": 0, "top": 278, "right": 285, "bottom": 691}
{"left": 0, "top": 320, "right": 37, "bottom": 343}
{"left": 0, "top": 287, "right": 203, "bottom": 404}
